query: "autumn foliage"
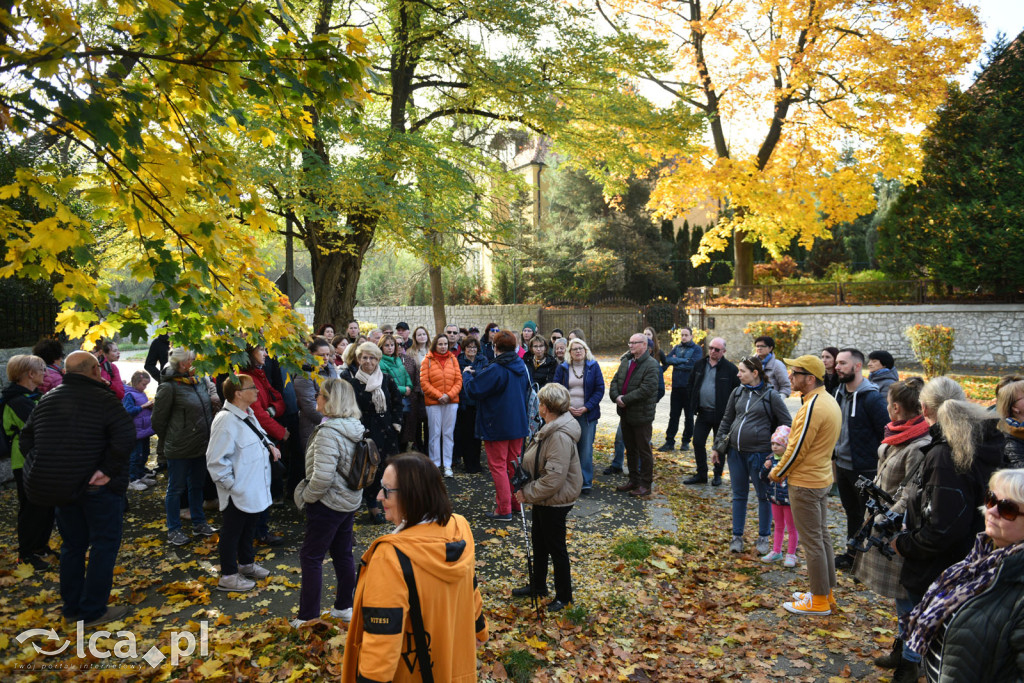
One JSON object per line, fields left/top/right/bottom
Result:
{"left": 904, "top": 324, "right": 956, "bottom": 378}
{"left": 743, "top": 320, "right": 803, "bottom": 359}
{"left": 595, "top": 0, "right": 983, "bottom": 285}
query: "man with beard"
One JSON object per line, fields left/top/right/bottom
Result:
{"left": 832, "top": 348, "right": 888, "bottom": 570}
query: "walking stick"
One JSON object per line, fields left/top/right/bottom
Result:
{"left": 511, "top": 434, "right": 540, "bottom": 618}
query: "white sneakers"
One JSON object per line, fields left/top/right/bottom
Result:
{"left": 784, "top": 553, "right": 799, "bottom": 568}
{"left": 217, "top": 574, "right": 256, "bottom": 592}
{"left": 444, "top": 467, "right": 454, "bottom": 478}
{"left": 290, "top": 608, "right": 353, "bottom": 628}
{"left": 239, "top": 562, "right": 270, "bottom": 580}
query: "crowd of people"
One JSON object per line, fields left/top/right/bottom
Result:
{"left": 3, "top": 319, "right": 1024, "bottom": 682}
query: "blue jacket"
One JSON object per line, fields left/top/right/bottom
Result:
{"left": 665, "top": 341, "right": 701, "bottom": 388}
{"left": 552, "top": 359, "right": 605, "bottom": 423}
{"left": 457, "top": 354, "right": 489, "bottom": 408}
{"left": 463, "top": 350, "right": 530, "bottom": 441}
{"left": 834, "top": 379, "right": 889, "bottom": 472}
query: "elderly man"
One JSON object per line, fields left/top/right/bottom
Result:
{"left": 685, "top": 337, "right": 739, "bottom": 486}
{"left": 609, "top": 333, "right": 662, "bottom": 497}
{"left": 444, "top": 324, "right": 461, "bottom": 356}
{"left": 770, "top": 355, "right": 842, "bottom": 616}
{"left": 21, "top": 350, "right": 136, "bottom": 626}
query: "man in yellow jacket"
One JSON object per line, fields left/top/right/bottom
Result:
{"left": 770, "top": 355, "right": 842, "bottom": 616}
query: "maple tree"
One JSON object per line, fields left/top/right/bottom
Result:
{"left": 594, "top": 0, "right": 984, "bottom": 287}
{"left": 253, "top": 0, "right": 699, "bottom": 328}
{"left": 0, "top": 0, "right": 369, "bottom": 370}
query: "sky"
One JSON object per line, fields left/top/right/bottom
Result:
{"left": 969, "top": 0, "right": 1024, "bottom": 79}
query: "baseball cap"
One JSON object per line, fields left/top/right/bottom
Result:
{"left": 396, "top": 322, "right": 409, "bottom": 331}
{"left": 783, "top": 355, "right": 825, "bottom": 381}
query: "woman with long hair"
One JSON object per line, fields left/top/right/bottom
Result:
{"left": 420, "top": 333, "right": 462, "bottom": 477}
{"left": 455, "top": 337, "right": 487, "bottom": 473}
{"left": 997, "top": 379, "right": 1024, "bottom": 468}
{"left": 821, "top": 346, "right": 841, "bottom": 395}
{"left": 711, "top": 356, "right": 792, "bottom": 555}
{"left": 889, "top": 377, "right": 1005, "bottom": 680}
{"left": 853, "top": 377, "right": 931, "bottom": 672}
{"left": 552, "top": 338, "right": 604, "bottom": 494}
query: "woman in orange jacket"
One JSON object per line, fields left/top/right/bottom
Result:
{"left": 343, "top": 453, "right": 487, "bottom": 683}
{"left": 420, "top": 334, "right": 462, "bottom": 477}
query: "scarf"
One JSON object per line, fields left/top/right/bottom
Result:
{"left": 171, "top": 370, "right": 200, "bottom": 386}
{"left": 742, "top": 380, "right": 765, "bottom": 391}
{"left": 356, "top": 366, "right": 387, "bottom": 414}
{"left": 882, "top": 415, "right": 930, "bottom": 445}
{"left": 1002, "top": 417, "right": 1024, "bottom": 441}
{"left": 905, "top": 533, "right": 1024, "bottom": 657}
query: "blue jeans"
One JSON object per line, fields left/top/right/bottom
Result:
{"left": 55, "top": 486, "right": 125, "bottom": 621}
{"left": 727, "top": 449, "right": 772, "bottom": 537}
{"left": 897, "top": 593, "right": 923, "bottom": 661}
{"left": 129, "top": 439, "right": 147, "bottom": 481}
{"left": 611, "top": 424, "right": 625, "bottom": 469}
{"left": 166, "top": 457, "right": 207, "bottom": 532}
{"left": 575, "top": 416, "right": 597, "bottom": 489}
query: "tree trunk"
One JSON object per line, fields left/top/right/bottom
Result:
{"left": 733, "top": 231, "right": 754, "bottom": 288}
{"left": 307, "top": 213, "right": 376, "bottom": 327}
{"left": 429, "top": 263, "right": 445, "bottom": 334}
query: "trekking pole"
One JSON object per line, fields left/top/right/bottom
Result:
{"left": 518, "top": 503, "right": 540, "bottom": 617}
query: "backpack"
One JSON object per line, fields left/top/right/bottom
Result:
{"left": 0, "top": 398, "right": 11, "bottom": 461}
{"left": 342, "top": 430, "right": 381, "bottom": 490}
{"left": 526, "top": 382, "right": 542, "bottom": 437}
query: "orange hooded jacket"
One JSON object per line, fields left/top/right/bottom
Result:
{"left": 343, "top": 513, "right": 487, "bottom": 683}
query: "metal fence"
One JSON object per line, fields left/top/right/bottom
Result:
{"left": 0, "top": 299, "right": 60, "bottom": 348}
{"left": 538, "top": 298, "right": 689, "bottom": 352}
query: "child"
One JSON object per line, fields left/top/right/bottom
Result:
{"left": 123, "top": 371, "right": 157, "bottom": 490}
{"left": 761, "top": 425, "right": 799, "bottom": 567}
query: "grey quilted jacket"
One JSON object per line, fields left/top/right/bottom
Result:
{"left": 293, "top": 416, "right": 364, "bottom": 513}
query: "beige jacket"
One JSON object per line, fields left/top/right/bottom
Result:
{"left": 520, "top": 411, "right": 582, "bottom": 507}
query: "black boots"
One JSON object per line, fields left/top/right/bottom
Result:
{"left": 874, "top": 636, "right": 903, "bottom": 669}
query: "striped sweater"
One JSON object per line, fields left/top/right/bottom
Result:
{"left": 770, "top": 385, "right": 841, "bottom": 488}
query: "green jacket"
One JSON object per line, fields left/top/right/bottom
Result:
{"left": 379, "top": 354, "right": 412, "bottom": 395}
{"left": 608, "top": 350, "right": 661, "bottom": 426}
{"left": 2, "top": 383, "right": 40, "bottom": 470}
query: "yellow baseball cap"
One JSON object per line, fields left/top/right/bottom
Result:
{"left": 783, "top": 355, "right": 825, "bottom": 381}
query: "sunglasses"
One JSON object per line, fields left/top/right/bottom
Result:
{"left": 985, "top": 491, "right": 1021, "bottom": 521}
{"left": 708, "top": 346, "right": 724, "bottom": 352}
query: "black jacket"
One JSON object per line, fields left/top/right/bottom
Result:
{"left": 930, "top": 545, "right": 1024, "bottom": 682}
{"left": 20, "top": 373, "right": 135, "bottom": 504}
{"left": 341, "top": 368, "right": 403, "bottom": 458}
{"left": 688, "top": 356, "right": 740, "bottom": 426}
{"left": 895, "top": 422, "right": 1004, "bottom": 596}
{"left": 1004, "top": 431, "right": 1024, "bottom": 469}
{"left": 526, "top": 354, "right": 558, "bottom": 388}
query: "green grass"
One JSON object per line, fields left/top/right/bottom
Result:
{"left": 611, "top": 536, "right": 653, "bottom": 562}
{"left": 562, "top": 603, "right": 588, "bottom": 625}
{"left": 500, "top": 648, "right": 543, "bottom": 683}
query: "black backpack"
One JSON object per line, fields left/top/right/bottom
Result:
{"left": 342, "top": 430, "right": 381, "bottom": 490}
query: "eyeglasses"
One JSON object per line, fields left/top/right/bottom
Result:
{"left": 628, "top": 341, "right": 646, "bottom": 346}
{"left": 708, "top": 346, "right": 724, "bottom": 352}
{"left": 240, "top": 386, "right": 259, "bottom": 392}
{"left": 985, "top": 491, "right": 1022, "bottom": 521}
{"left": 790, "top": 370, "right": 813, "bottom": 377}
{"left": 381, "top": 485, "right": 400, "bottom": 499}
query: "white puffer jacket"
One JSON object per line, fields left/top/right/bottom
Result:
{"left": 294, "top": 416, "right": 364, "bottom": 513}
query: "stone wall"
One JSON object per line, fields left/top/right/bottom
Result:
{"left": 704, "top": 304, "right": 1024, "bottom": 370}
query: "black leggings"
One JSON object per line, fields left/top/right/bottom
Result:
{"left": 531, "top": 505, "right": 573, "bottom": 603}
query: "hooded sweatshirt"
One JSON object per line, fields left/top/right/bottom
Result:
{"left": 868, "top": 367, "right": 900, "bottom": 398}
{"left": 343, "top": 514, "right": 487, "bottom": 683}
{"left": 834, "top": 378, "right": 888, "bottom": 472}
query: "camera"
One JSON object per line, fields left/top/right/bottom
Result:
{"left": 848, "top": 475, "right": 903, "bottom": 559}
